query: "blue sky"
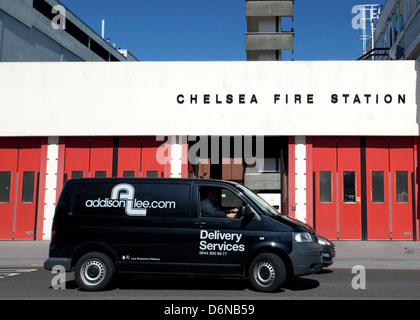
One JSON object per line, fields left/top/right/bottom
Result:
{"left": 59, "top": 0, "right": 385, "bottom": 61}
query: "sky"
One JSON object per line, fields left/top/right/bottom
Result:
{"left": 59, "top": 0, "right": 386, "bottom": 61}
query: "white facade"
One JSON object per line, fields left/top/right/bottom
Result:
{"left": 0, "top": 61, "right": 418, "bottom": 137}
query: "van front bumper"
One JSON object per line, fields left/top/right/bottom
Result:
{"left": 289, "top": 242, "right": 322, "bottom": 276}
{"left": 44, "top": 257, "right": 72, "bottom": 272}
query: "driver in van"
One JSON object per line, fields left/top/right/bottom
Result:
{"left": 201, "top": 188, "right": 239, "bottom": 219}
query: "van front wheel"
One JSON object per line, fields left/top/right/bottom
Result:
{"left": 249, "top": 253, "right": 286, "bottom": 292}
{"left": 75, "top": 252, "right": 115, "bottom": 291}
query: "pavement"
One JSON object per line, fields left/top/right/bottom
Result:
{"left": 1, "top": 240, "right": 420, "bottom": 270}
{"left": 330, "top": 240, "right": 420, "bottom": 270}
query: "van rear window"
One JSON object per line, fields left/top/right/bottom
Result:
{"left": 71, "top": 182, "right": 190, "bottom": 218}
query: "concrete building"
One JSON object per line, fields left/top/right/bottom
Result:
{"left": 245, "top": 0, "right": 294, "bottom": 61}
{"left": 361, "top": 0, "right": 420, "bottom": 60}
{"left": 0, "top": 0, "right": 138, "bottom": 62}
{"left": 242, "top": 0, "right": 294, "bottom": 210}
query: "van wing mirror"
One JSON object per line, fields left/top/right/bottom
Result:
{"left": 241, "top": 204, "right": 255, "bottom": 218}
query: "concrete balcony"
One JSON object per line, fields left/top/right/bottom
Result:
{"left": 246, "top": 1, "right": 294, "bottom": 17}
{"left": 244, "top": 172, "right": 281, "bottom": 191}
{"left": 245, "top": 32, "right": 294, "bottom": 51}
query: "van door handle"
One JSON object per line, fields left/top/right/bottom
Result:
{"left": 196, "top": 221, "right": 207, "bottom": 226}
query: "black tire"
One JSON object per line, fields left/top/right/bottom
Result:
{"left": 249, "top": 253, "right": 287, "bottom": 292}
{"left": 74, "top": 252, "right": 115, "bottom": 291}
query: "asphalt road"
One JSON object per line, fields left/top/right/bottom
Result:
{"left": 0, "top": 267, "right": 419, "bottom": 300}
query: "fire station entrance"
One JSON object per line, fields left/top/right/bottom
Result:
{"left": 313, "top": 136, "right": 416, "bottom": 240}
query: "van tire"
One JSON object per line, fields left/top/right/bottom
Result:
{"left": 249, "top": 253, "right": 286, "bottom": 292}
{"left": 74, "top": 252, "right": 115, "bottom": 291}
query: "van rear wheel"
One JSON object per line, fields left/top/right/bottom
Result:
{"left": 75, "top": 252, "right": 115, "bottom": 291}
{"left": 249, "top": 253, "right": 286, "bottom": 292}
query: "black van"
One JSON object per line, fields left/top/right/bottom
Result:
{"left": 44, "top": 178, "right": 322, "bottom": 292}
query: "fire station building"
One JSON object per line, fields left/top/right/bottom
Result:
{"left": 0, "top": 60, "right": 419, "bottom": 241}
{"left": 1, "top": 0, "right": 420, "bottom": 242}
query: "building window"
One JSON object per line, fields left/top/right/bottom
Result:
{"left": 71, "top": 171, "right": 84, "bottom": 179}
{"left": 0, "top": 171, "right": 12, "bottom": 203}
{"left": 95, "top": 171, "right": 107, "bottom": 178}
{"left": 343, "top": 171, "right": 356, "bottom": 203}
{"left": 371, "top": 171, "right": 384, "bottom": 203}
{"left": 396, "top": 171, "right": 409, "bottom": 202}
{"left": 123, "top": 171, "right": 135, "bottom": 178}
{"left": 319, "top": 171, "right": 332, "bottom": 203}
{"left": 21, "top": 171, "right": 35, "bottom": 203}
{"left": 146, "top": 171, "right": 159, "bottom": 178}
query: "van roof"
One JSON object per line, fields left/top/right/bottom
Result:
{"left": 65, "top": 177, "right": 242, "bottom": 186}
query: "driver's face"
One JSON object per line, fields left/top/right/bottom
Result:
{"left": 207, "top": 190, "right": 218, "bottom": 203}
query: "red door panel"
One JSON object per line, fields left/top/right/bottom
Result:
{"left": 366, "top": 137, "right": 390, "bottom": 239}
{"left": 312, "top": 137, "right": 337, "bottom": 239}
{"left": 0, "top": 138, "right": 19, "bottom": 239}
{"left": 141, "top": 137, "right": 166, "bottom": 178}
{"left": 390, "top": 137, "right": 414, "bottom": 240}
{"left": 64, "top": 137, "right": 91, "bottom": 179}
{"left": 118, "top": 137, "right": 141, "bottom": 177}
{"left": 13, "top": 138, "right": 42, "bottom": 240}
{"left": 337, "top": 137, "right": 361, "bottom": 240}
{"left": 89, "top": 137, "right": 113, "bottom": 178}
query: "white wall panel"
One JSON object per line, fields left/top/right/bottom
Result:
{"left": 0, "top": 61, "right": 418, "bottom": 137}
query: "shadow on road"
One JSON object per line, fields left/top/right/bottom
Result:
{"left": 59, "top": 273, "right": 321, "bottom": 293}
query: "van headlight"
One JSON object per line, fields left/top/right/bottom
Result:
{"left": 293, "top": 232, "right": 313, "bottom": 243}
{"left": 318, "top": 238, "right": 329, "bottom": 246}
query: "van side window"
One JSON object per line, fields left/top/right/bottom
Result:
{"left": 72, "top": 183, "right": 190, "bottom": 218}
{"left": 199, "top": 186, "right": 244, "bottom": 219}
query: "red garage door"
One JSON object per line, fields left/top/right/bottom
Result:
{"left": 365, "top": 137, "right": 390, "bottom": 239}
{"left": 312, "top": 137, "right": 337, "bottom": 239}
{"left": 89, "top": 137, "right": 113, "bottom": 178}
{"left": 389, "top": 137, "right": 414, "bottom": 240}
{"left": 313, "top": 136, "right": 416, "bottom": 240}
{"left": 118, "top": 137, "right": 142, "bottom": 177}
{"left": 0, "top": 138, "right": 19, "bottom": 239}
{"left": 313, "top": 137, "right": 362, "bottom": 239}
{"left": 63, "top": 137, "right": 91, "bottom": 180}
{"left": 337, "top": 137, "right": 362, "bottom": 240}
{"left": 0, "top": 138, "right": 42, "bottom": 240}
{"left": 141, "top": 137, "right": 167, "bottom": 178}
{"left": 64, "top": 137, "right": 113, "bottom": 179}
{"left": 63, "top": 136, "right": 168, "bottom": 182}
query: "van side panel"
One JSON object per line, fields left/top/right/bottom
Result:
{"left": 52, "top": 180, "right": 191, "bottom": 274}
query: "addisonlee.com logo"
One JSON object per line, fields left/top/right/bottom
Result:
{"left": 84, "top": 183, "right": 176, "bottom": 216}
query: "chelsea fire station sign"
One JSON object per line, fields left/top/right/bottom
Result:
{"left": 176, "top": 92, "right": 406, "bottom": 105}
{"left": 0, "top": 61, "right": 418, "bottom": 137}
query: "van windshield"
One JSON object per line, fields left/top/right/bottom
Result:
{"left": 235, "top": 184, "right": 280, "bottom": 217}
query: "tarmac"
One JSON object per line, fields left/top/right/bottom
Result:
{"left": 0, "top": 240, "right": 420, "bottom": 270}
